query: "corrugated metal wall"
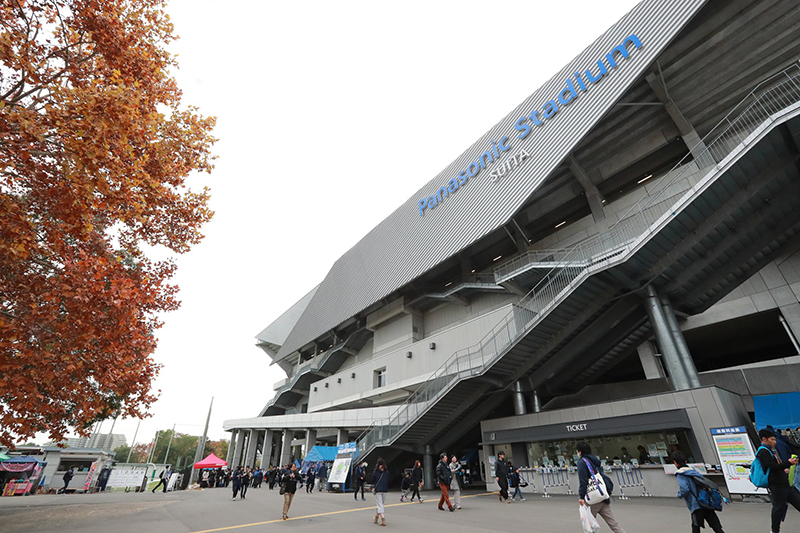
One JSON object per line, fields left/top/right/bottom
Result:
{"left": 277, "top": 0, "right": 709, "bottom": 360}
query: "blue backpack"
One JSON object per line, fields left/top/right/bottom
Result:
{"left": 749, "top": 445, "right": 771, "bottom": 489}
{"left": 684, "top": 474, "right": 724, "bottom": 511}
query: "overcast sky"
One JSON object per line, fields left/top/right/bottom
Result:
{"left": 49, "top": 0, "right": 644, "bottom": 452}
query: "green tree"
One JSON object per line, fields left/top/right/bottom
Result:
{"left": 204, "top": 439, "right": 229, "bottom": 461}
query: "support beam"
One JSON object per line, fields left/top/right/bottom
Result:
{"left": 231, "top": 429, "right": 246, "bottom": 468}
{"left": 642, "top": 285, "right": 694, "bottom": 391}
{"left": 423, "top": 446, "right": 434, "bottom": 490}
{"left": 336, "top": 429, "right": 349, "bottom": 446}
{"left": 637, "top": 340, "right": 666, "bottom": 380}
{"left": 659, "top": 294, "right": 701, "bottom": 388}
{"left": 645, "top": 70, "right": 713, "bottom": 167}
{"left": 226, "top": 430, "right": 236, "bottom": 467}
{"left": 280, "top": 429, "right": 295, "bottom": 466}
{"left": 512, "top": 381, "right": 527, "bottom": 416}
{"left": 569, "top": 158, "right": 606, "bottom": 223}
{"left": 261, "top": 430, "right": 274, "bottom": 468}
{"left": 500, "top": 280, "right": 527, "bottom": 297}
{"left": 530, "top": 390, "right": 542, "bottom": 413}
{"left": 304, "top": 429, "right": 317, "bottom": 456}
{"left": 244, "top": 429, "right": 259, "bottom": 468}
{"left": 779, "top": 304, "right": 800, "bottom": 354}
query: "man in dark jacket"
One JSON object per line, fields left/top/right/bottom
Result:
{"left": 495, "top": 451, "right": 510, "bottom": 503}
{"left": 59, "top": 466, "right": 74, "bottom": 494}
{"left": 268, "top": 466, "right": 278, "bottom": 489}
{"left": 353, "top": 462, "right": 366, "bottom": 501}
{"left": 317, "top": 463, "right": 328, "bottom": 492}
{"left": 281, "top": 464, "right": 299, "bottom": 520}
{"left": 577, "top": 442, "right": 626, "bottom": 533}
{"left": 758, "top": 428, "right": 800, "bottom": 533}
{"left": 436, "top": 453, "right": 454, "bottom": 512}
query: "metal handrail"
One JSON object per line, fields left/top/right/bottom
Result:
{"left": 357, "top": 64, "right": 800, "bottom": 457}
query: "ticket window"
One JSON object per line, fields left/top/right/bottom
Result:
{"left": 524, "top": 429, "right": 694, "bottom": 467}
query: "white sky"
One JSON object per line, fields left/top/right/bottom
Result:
{"left": 45, "top": 0, "right": 643, "bottom": 451}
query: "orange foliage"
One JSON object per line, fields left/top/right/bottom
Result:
{"left": 0, "top": 1, "right": 216, "bottom": 447}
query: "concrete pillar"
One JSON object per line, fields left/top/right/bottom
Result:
{"left": 244, "top": 429, "right": 259, "bottom": 468}
{"left": 280, "top": 429, "right": 295, "bottom": 466}
{"left": 337, "top": 429, "right": 349, "bottom": 446}
{"left": 512, "top": 381, "right": 527, "bottom": 416}
{"left": 226, "top": 429, "right": 236, "bottom": 466}
{"left": 261, "top": 430, "right": 274, "bottom": 468}
{"left": 637, "top": 340, "right": 666, "bottom": 380}
{"left": 423, "top": 445, "right": 434, "bottom": 490}
{"left": 643, "top": 285, "right": 693, "bottom": 391}
{"left": 271, "top": 432, "right": 281, "bottom": 467}
{"left": 304, "top": 429, "right": 317, "bottom": 456}
{"left": 231, "top": 429, "right": 246, "bottom": 468}
{"left": 530, "top": 390, "right": 542, "bottom": 413}
{"left": 660, "top": 294, "right": 701, "bottom": 388}
{"left": 780, "top": 304, "right": 800, "bottom": 354}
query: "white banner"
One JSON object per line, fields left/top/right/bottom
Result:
{"left": 710, "top": 426, "right": 766, "bottom": 495}
{"left": 328, "top": 458, "right": 351, "bottom": 484}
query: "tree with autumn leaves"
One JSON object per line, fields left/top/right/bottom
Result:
{"left": 0, "top": 1, "right": 216, "bottom": 447}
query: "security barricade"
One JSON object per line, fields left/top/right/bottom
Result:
{"left": 609, "top": 463, "right": 652, "bottom": 499}
{"left": 518, "top": 467, "right": 537, "bottom": 494}
{"left": 536, "top": 466, "right": 574, "bottom": 497}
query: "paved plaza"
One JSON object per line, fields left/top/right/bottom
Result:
{"left": 0, "top": 486, "right": 790, "bottom": 533}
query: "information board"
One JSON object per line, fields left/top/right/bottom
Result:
{"left": 710, "top": 426, "right": 766, "bottom": 495}
{"left": 328, "top": 457, "right": 352, "bottom": 484}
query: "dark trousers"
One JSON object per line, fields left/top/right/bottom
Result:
{"left": 497, "top": 478, "right": 509, "bottom": 500}
{"left": 306, "top": 480, "right": 314, "bottom": 493}
{"left": 152, "top": 478, "right": 167, "bottom": 492}
{"left": 240, "top": 482, "right": 248, "bottom": 498}
{"left": 354, "top": 481, "right": 364, "bottom": 499}
{"left": 691, "top": 508, "right": 724, "bottom": 533}
{"left": 232, "top": 481, "right": 240, "bottom": 497}
{"left": 770, "top": 485, "right": 800, "bottom": 533}
{"left": 409, "top": 484, "right": 421, "bottom": 501}
{"left": 59, "top": 480, "right": 71, "bottom": 494}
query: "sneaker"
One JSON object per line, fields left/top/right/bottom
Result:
{"left": 449, "top": 507, "right": 454, "bottom": 512}
{"left": 419, "top": 499, "right": 424, "bottom": 503}
{"left": 438, "top": 507, "right": 445, "bottom": 511}
{"left": 232, "top": 497, "right": 236, "bottom": 501}
{"left": 506, "top": 499, "right": 511, "bottom": 504}
{"left": 362, "top": 497, "right": 366, "bottom": 501}
{"left": 456, "top": 506, "right": 462, "bottom": 509}
{"left": 521, "top": 498, "right": 526, "bottom": 501}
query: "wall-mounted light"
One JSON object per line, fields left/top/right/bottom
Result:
{"left": 351, "top": 373, "right": 356, "bottom": 378}
{"left": 313, "top": 386, "right": 317, "bottom": 392}
{"left": 337, "top": 378, "right": 342, "bottom": 383}
{"left": 324, "top": 383, "right": 329, "bottom": 388}
{"left": 429, "top": 342, "right": 436, "bottom": 350}
{"left": 406, "top": 351, "right": 413, "bottom": 359}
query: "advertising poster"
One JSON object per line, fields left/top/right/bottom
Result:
{"left": 82, "top": 461, "right": 98, "bottom": 492}
{"left": 328, "top": 457, "right": 352, "bottom": 484}
{"left": 710, "top": 426, "right": 766, "bottom": 495}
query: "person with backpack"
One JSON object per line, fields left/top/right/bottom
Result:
{"left": 672, "top": 451, "right": 725, "bottom": 533}
{"left": 755, "top": 428, "right": 799, "bottom": 533}
{"left": 509, "top": 463, "right": 525, "bottom": 502}
{"left": 577, "top": 442, "right": 627, "bottom": 533}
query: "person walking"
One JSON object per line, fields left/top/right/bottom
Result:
{"left": 577, "top": 442, "right": 627, "bottom": 533}
{"left": 672, "top": 451, "right": 725, "bottom": 533}
{"left": 757, "top": 428, "right": 800, "bottom": 533}
{"left": 231, "top": 466, "right": 243, "bottom": 501}
{"left": 58, "top": 466, "right": 74, "bottom": 494}
{"left": 306, "top": 467, "right": 316, "bottom": 493}
{"left": 281, "top": 463, "right": 299, "bottom": 520}
{"left": 268, "top": 466, "right": 278, "bottom": 489}
{"left": 152, "top": 467, "right": 171, "bottom": 493}
{"left": 240, "top": 467, "right": 251, "bottom": 499}
{"left": 201, "top": 469, "right": 209, "bottom": 488}
{"left": 354, "top": 462, "right": 366, "bottom": 501}
{"left": 436, "top": 452, "right": 455, "bottom": 512}
{"left": 400, "top": 473, "right": 412, "bottom": 502}
{"left": 317, "top": 462, "right": 328, "bottom": 492}
{"left": 495, "top": 451, "right": 510, "bottom": 503}
{"left": 449, "top": 455, "right": 463, "bottom": 509}
{"left": 410, "top": 460, "right": 424, "bottom": 503}
{"left": 509, "top": 464, "right": 525, "bottom": 501}
{"left": 371, "top": 458, "right": 390, "bottom": 526}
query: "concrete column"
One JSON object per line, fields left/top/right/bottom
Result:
{"left": 637, "top": 340, "right": 666, "bottom": 380}
{"left": 271, "top": 432, "right": 281, "bottom": 467}
{"left": 226, "top": 429, "right": 236, "bottom": 466}
{"left": 512, "top": 381, "right": 527, "bottom": 416}
{"left": 660, "top": 294, "right": 701, "bottom": 388}
{"left": 280, "top": 429, "right": 295, "bottom": 466}
{"left": 231, "top": 429, "right": 246, "bottom": 468}
{"left": 304, "top": 429, "right": 317, "bottom": 456}
{"left": 530, "top": 390, "right": 542, "bottom": 413}
{"left": 780, "top": 304, "right": 800, "bottom": 354}
{"left": 643, "top": 285, "right": 693, "bottom": 391}
{"left": 261, "top": 430, "right": 274, "bottom": 468}
{"left": 337, "top": 429, "right": 349, "bottom": 446}
{"left": 244, "top": 429, "right": 259, "bottom": 468}
{"left": 423, "top": 445, "right": 434, "bottom": 490}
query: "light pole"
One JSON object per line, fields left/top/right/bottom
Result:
{"left": 126, "top": 420, "right": 141, "bottom": 463}
{"left": 163, "top": 423, "right": 177, "bottom": 466}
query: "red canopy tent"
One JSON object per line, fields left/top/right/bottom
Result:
{"left": 193, "top": 453, "right": 227, "bottom": 469}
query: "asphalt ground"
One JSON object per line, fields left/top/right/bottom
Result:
{"left": 0, "top": 485, "right": 794, "bottom": 533}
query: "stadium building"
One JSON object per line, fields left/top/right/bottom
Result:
{"left": 224, "top": 0, "right": 800, "bottom": 495}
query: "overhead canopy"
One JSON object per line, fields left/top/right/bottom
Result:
{"left": 754, "top": 392, "right": 800, "bottom": 430}
{"left": 303, "top": 446, "right": 337, "bottom": 462}
{"left": 193, "top": 453, "right": 227, "bottom": 469}
{"left": 0, "top": 455, "right": 43, "bottom": 472}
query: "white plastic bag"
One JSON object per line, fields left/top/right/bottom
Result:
{"left": 580, "top": 504, "right": 601, "bottom": 533}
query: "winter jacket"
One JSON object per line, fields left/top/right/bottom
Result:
{"left": 318, "top": 464, "right": 328, "bottom": 478}
{"left": 411, "top": 466, "right": 423, "bottom": 485}
{"left": 436, "top": 460, "right": 452, "bottom": 485}
{"left": 372, "top": 468, "right": 389, "bottom": 493}
{"left": 282, "top": 471, "right": 298, "bottom": 494}
{"left": 675, "top": 466, "right": 704, "bottom": 513}
{"left": 495, "top": 460, "right": 509, "bottom": 482}
{"left": 757, "top": 445, "right": 792, "bottom": 488}
{"left": 577, "top": 454, "right": 614, "bottom": 500}
{"left": 401, "top": 476, "right": 411, "bottom": 490}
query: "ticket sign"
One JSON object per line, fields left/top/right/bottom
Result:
{"left": 710, "top": 426, "right": 766, "bottom": 495}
